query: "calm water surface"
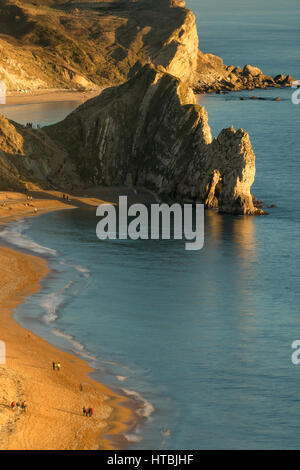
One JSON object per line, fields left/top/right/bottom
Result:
{"left": 0, "top": 100, "right": 82, "bottom": 127}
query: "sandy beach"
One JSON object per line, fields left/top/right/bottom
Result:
{"left": 5, "top": 89, "right": 101, "bottom": 106}
{"left": 0, "top": 188, "right": 153, "bottom": 450}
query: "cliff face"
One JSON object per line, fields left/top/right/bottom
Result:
{"left": 0, "top": 0, "right": 291, "bottom": 93}
{"left": 0, "top": 0, "right": 199, "bottom": 91}
{"left": 0, "top": 114, "right": 78, "bottom": 190}
{"left": 0, "top": 65, "right": 261, "bottom": 214}
{"left": 151, "top": 2, "right": 199, "bottom": 84}
{"left": 42, "top": 65, "right": 260, "bottom": 215}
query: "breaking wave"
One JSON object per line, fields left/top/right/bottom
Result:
{"left": 122, "top": 388, "right": 155, "bottom": 419}
{"left": 0, "top": 219, "right": 57, "bottom": 256}
{"left": 40, "top": 281, "right": 73, "bottom": 323}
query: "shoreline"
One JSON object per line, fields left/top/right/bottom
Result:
{"left": 5, "top": 89, "right": 101, "bottom": 106}
{"left": 0, "top": 188, "right": 155, "bottom": 450}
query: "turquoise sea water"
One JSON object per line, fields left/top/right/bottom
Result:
{"left": 1, "top": 0, "right": 300, "bottom": 449}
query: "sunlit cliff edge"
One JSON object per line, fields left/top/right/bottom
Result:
{"left": 0, "top": 0, "right": 294, "bottom": 93}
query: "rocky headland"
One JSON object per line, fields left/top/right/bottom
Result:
{"left": 0, "top": 0, "right": 285, "bottom": 215}
{"left": 0, "top": 65, "right": 263, "bottom": 215}
{"left": 0, "top": 0, "right": 294, "bottom": 94}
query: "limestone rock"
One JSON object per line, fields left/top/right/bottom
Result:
{"left": 274, "top": 74, "right": 295, "bottom": 87}
{"left": 243, "top": 65, "right": 263, "bottom": 77}
{"left": 44, "top": 65, "right": 261, "bottom": 215}
{"left": 0, "top": 0, "right": 199, "bottom": 91}
{"left": 0, "top": 0, "right": 293, "bottom": 94}
{"left": 0, "top": 115, "right": 78, "bottom": 190}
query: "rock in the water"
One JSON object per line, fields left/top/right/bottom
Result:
{"left": 243, "top": 65, "right": 263, "bottom": 77}
{"left": 274, "top": 74, "right": 295, "bottom": 87}
{"left": 195, "top": 58, "right": 294, "bottom": 94}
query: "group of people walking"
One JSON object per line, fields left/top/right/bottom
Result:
{"left": 25, "top": 123, "right": 40, "bottom": 129}
{"left": 82, "top": 407, "right": 94, "bottom": 417}
{"left": 11, "top": 401, "right": 27, "bottom": 412}
{"left": 52, "top": 361, "right": 61, "bottom": 371}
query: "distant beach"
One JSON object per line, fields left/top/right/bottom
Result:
{"left": 5, "top": 89, "right": 101, "bottom": 106}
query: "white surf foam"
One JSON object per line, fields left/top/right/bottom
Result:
{"left": 123, "top": 433, "right": 143, "bottom": 443}
{"left": 40, "top": 281, "right": 73, "bottom": 323}
{"left": 0, "top": 220, "right": 57, "bottom": 256}
{"left": 59, "top": 260, "right": 91, "bottom": 278}
{"left": 51, "top": 327, "right": 97, "bottom": 361}
{"left": 122, "top": 388, "right": 155, "bottom": 419}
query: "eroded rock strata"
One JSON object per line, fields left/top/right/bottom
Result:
{"left": 0, "top": 114, "right": 79, "bottom": 190}
{"left": 194, "top": 59, "right": 295, "bottom": 94}
{"left": 0, "top": 0, "right": 293, "bottom": 94}
{"left": 0, "top": 0, "right": 200, "bottom": 91}
{"left": 0, "top": 65, "right": 262, "bottom": 215}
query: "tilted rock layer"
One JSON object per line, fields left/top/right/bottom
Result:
{"left": 0, "top": 0, "right": 293, "bottom": 93}
{"left": 0, "top": 66, "right": 261, "bottom": 214}
{"left": 0, "top": 0, "right": 199, "bottom": 91}
{"left": 0, "top": 114, "right": 78, "bottom": 190}
{"left": 43, "top": 65, "right": 260, "bottom": 215}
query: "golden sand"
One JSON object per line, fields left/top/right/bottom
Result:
{"left": 5, "top": 89, "right": 100, "bottom": 106}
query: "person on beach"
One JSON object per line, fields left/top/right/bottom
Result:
{"left": 52, "top": 361, "right": 56, "bottom": 371}
{"left": 56, "top": 362, "right": 61, "bottom": 371}
{"left": 83, "top": 406, "right": 87, "bottom": 416}
{"left": 21, "top": 401, "right": 27, "bottom": 412}
{"left": 79, "top": 383, "right": 83, "bottom": 392}
{"left": 10, "top": 401, "right": 16, "bottom": 409}
{"left": 27, "top": 331, "right": 32, "bottom": 338}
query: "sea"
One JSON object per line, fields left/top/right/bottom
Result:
{"left": 0, "top": 0, "right": 300, "bottom": 449}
